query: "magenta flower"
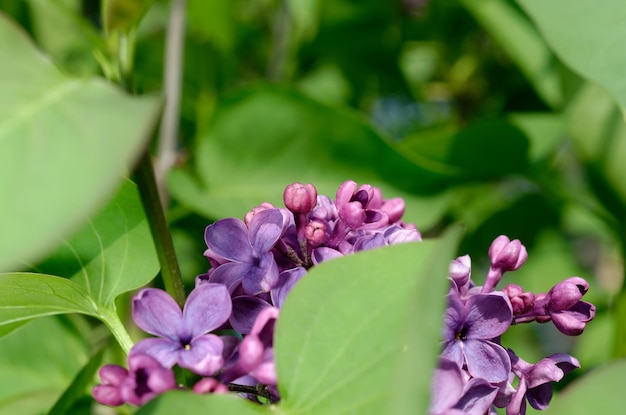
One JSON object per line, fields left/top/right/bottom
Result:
{"left": 130, "top": 283, "right": 231, "bottom": 376}
{"left": 203, "top": 208, "right": 284, "bottom": 294}
{"left": 93, "top": 354, "right": 177, "bottom": 407}
{"left": 441, "top": 291, "right": 513, "bottom": 383}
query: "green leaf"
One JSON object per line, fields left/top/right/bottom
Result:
{"left": 102, "top": 0, "right": 154, "bottom": 34}
{"left": 0, "top": 12, "right": 161, "bottom": 272}
{"left": 48, "top": 347, "right": 105, "bottom": 415}
{"left": 518, "top": 0, "right": 626, "bottom": 113}
{"left": 275, "top": 229, "right": 461, "bottom": 415}
{"left": 0, "top": 316, "right": 88, "bottom": 415}
{"left": 0, "top": 273, "right": 97, "bottom": 337}
{"left": 31, "top": 179, "right": 159, "bottom": 308}
{"left": 461, "top": 0, "right": 562, "bottom": 108}
{"left": 137, "top": 391, "right": 271, "bottom": 414}
{"left": 542, "top": 360, "right": 626, "bottom": 415}
{"left": 169, "top": 85, "right": 452, "bottom": 230}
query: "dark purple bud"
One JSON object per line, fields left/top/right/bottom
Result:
{"left": 547, "top": 277, "right": 589, "bottom": 311}
{"left": 504, "top": 284, "right": 535, "bottom": 315}
{"left": 284, "top": 182, "right": 318, "bottom": 214}
{"left": 193, "top": 378, "right": 229, "bottom": 394}
{"left": 304, "top": 220, "right": 328, "bottom": 246}
{"left": 488, "top": 235, "right": 528, "bottom": 271}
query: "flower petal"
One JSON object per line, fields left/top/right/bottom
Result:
{"left": 429, "top": 358, "right": 465, "bottom": 414}
{"left": 182, "top": 283, "right": 232, "bottom": 338}
{"left": 463, "top": 339, "right": 511, "bottom": 383}
{"left": 270, "top": 267, "right": 307, "bottom": 308}
{"left": 241, "top": 252, "right": 279, "bottom": 294}
{"left": 465, "top": 293, "right": 512, "bottom": 339}
{"left": 132, "top": 288, "right": 183, "bottom": 341}
{"left": 230, "top": 296, "right": 272, "bottom": 334}
{"left": 130, "top": 338, "right": 181, "bottom": 369}
{"left": 205, "top": 218, "right": 253, "bottom": 262}
{"left": 443, "top": 291, "right": 466, "bottom": 341}
{"left": 454, "top": 378, "right": 498, "bottom": 415}
{"left": 208, "top": 262, "right": 251, "bottom": 292}
{"left": 180, "top": 334, "right": 224, "bottom": 376}
{"left": 248, "top": 209, "right": 284, "bottom": 253}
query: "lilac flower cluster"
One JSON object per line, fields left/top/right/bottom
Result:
{"left": 93, "top": 180, "right": 420, "bottom": 407}
{"left": 430, "top": 236, "right": 595, "bottom": 415}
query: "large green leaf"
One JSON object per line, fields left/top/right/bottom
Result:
{"left": 0, "top": 273, "right": 97, "bottom": 337}
{"left": 0, "top": 12, "right": 161, "bottom": 272}
{"left": 138, "top": 392, "right": 271, "bottom": 415}
{"left": 31, "top": 179, "right": 159, "bottom": 307}
{"left": 169, "top": 85, "right": 451, "bottom": 230}
{"left": 518, "top": 0, "right": 626, "bottom": 112}
{"left": 542, "top": 360, "right": 626, "bottom": 415}
{"left": 275, "top": 230, "right": 460, "bottom": 415}
{"left": 0, "top": 316, "right": 88, "bottom": 415}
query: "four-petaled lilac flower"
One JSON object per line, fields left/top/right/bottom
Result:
{"left": 506, "top": 352, "right": 580, "bottom": 415}
{"left": 442, "top": 290, "right": 513, "bottom": 383}
{"left": 130, "top": 283, "right": 232, "bottom": 376}
{"left": 93, "top": 353, "right": 177, "bottom": 407}
{"left": 203, "top": 208, "right": 284, "bottom": 294}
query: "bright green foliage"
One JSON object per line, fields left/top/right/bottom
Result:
{"left": 0, "top": 12, "right": 160, "bottom": 272}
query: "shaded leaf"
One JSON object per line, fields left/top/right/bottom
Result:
{"left": 0, "top": 12, "right": 161, "bottom": 272}
{"left": 169, "top": 85, "right": 452, "bottom": 230}
{"left": 0, "top": 316, "right": 88, "bottom": 415}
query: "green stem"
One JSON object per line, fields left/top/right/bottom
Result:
{"left": 100, "top": 308, "right": 134, "bottom": 354}
{"left": 135, "top": 152, "right": 187, "bottom": 307}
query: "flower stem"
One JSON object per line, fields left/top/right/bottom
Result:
{"left": 100, "top": 308, "right": 134, "bottom": 354}
{"left": 135, "top": 152, "right": 187, "bottom": 307}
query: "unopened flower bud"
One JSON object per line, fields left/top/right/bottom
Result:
{"left": 449, "top": 255, "right": 471, "bottom": 292}
{"left": 489, "top": 235, "right": 528, "bottom": 271}
{"left": 503, "top": 284, "right": 535, "bottom": 315}
{"left": 284, "top": 182, "right": 318, "bottom": 213}
{"left": 547, "top": 277, "right": 589, "bottom": 311}
{"left": 304, "top": 220, "right": 327, "bottom": 246}
{"left": 339, "top": 201, "right": 366, "bottom": 228}
{"left": 381, "top": 197, "right": 405, "bottom": 223}
{"left": 193, "top": 378, "right": 229, "bottom": 394}
{"left": 239, "top": 335, "right": 264, "bottom": 372}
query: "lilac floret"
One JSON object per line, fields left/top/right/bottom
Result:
{"left": 130, "top": 283, "right": 231, "bottom": 376}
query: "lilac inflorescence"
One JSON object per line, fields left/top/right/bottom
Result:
{"left": 92, "top": 181, "right": 595, "bottom": 413}
{"left": 429, "top": 236, "right": 595, "bottom": 415}
{"left": 93, "top": 180, "right": 420, "bottom": 407}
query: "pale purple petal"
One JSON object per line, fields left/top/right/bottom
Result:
{"left": 441, "top": 342, "right": 465, "bottom": 370}
{"left": 230, "top": 296, "right": 272, "bottom": 334}
{"left": 132, "top": 288, "right": 183, "bottom": 342}
{"left": 455, "top": 378, "right": 498, "bottom": 415}
{"left": 465, "top": 293, "right": 512, "bottom": 339}
{"left": 248, "top": 209, "right": 284, "bottom": 252}
{"left": 205, "top": 218, "right": 253, "bottom": 262}
{"left": 443, "top": 292, "right": 465, "bottom": 341}
{"left": 208, "top": 262, "right": 250, "bottom": 291}
{"left": 130, "top": 338, "right": 180, "bottom": 369}
{"left": 241, "top": 252, "right": 279, "bottom": 294}
{"left": 430, "top": 358, "right": 465, "bottom": 414}
{"left": 271, "top": 267, "right": 307, "bottom": 308}
{"left": 182, "top": 283, "right": 232, "bottom": 338}
{"left": 463, "top": 339, "right": 511, "bottom": 383}
{"left": 312, "top": 246, "right": 344, "bottom": 264}
{"left": 180, "top": 334, "right": 224, "bottom": 376}
{"left": 93, "top": 384, "right": 125, "bottom": 406}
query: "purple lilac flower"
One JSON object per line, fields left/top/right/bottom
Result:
{"left": 441, "top": 290, "right": 513, "bottom": 383}
{"left": 93, "top": 354, "right": 177, "bottom": 407}
{"left": 130, "top": 283, "right": 231, "bottom": 376}
{"left": 202, "top": 208, "right": 285, "bottom": 294}
{"left": 429, "top": 357, "right": 499, "bottom": 415}
{"left": 506, "top": 352, "right": 579, "bottom": 415}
